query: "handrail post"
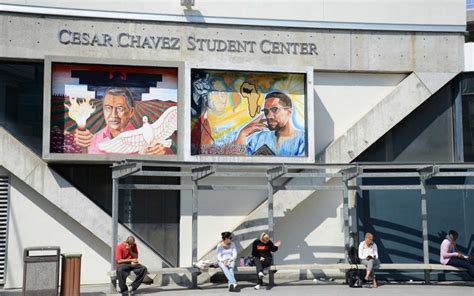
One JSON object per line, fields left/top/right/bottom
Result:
{"left": 110, "top": 177, "right": 119, "bottom": 293}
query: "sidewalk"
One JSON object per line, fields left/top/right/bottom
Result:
{"left": 4, "top": 281, "right": 472, "bottom": 296}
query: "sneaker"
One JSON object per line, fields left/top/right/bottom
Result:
{"left": 129, "top": 286, "right": 138, "bottom": 295}
{"left": 254, "top": 284, "right": 261, "bottom": 290}
{"left": 228, "top": 283, "right": 233, "bottom": 292}
{"left": 258, "top": 272, "right": 264, "bottom": 279}
{"left": 232, "top": 283, "right": 238, "bottom": 290}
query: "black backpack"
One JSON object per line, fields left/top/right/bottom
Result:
{"left": 346, "top": 245, "right": 362, "bottom": 287}
{"left": 346, "top": 268, "right": 362, "bottom": 288}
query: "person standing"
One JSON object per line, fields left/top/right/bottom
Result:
{"left": 216, "top": 232, "right": 238, "bottom": 291}
{"left": 358, "top": 232, "right": 380, "bottom": 288}
{"left": 251, "top": 232, "right": 281, "bottom": 290}
{"left": 440, "top": 230, "right": 474, "bottom": 278}
{"left": 115, "top": 236, "right": 148, "bottom": 295}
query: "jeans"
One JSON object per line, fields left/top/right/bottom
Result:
{"left": 360, "top": 258, "right": 380, "bottom": 279}
{"left": 117, "top": 263, "right": 148, "bottom": 293}
{"left": 255, "top": 257, "right": 272, "bottom": 285}
{"left": 447, "top": 257, "right": 474, "bottom": 278}
{"left": 218, "top": 261, "right": 236, "bottom": 284}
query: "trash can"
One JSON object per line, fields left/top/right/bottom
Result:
{"left": 60, "top": 253, "right": 82, "bottom": 296}
{"left": 23, "top": 246, "right": 61, "bottom": 296}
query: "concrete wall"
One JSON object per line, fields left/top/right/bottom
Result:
{"left": 0, "top": 14, "right": 465, "bottom": 73}
{"left": 1, "top": 0, "right": 466, "bottom": 29}
{"left": 465, "top": 43, "right": 474, "bottom": 71}
{"left": 179, "top": 174, "right": 268, "bottom": 266}
{"left": 314, "top": 72, "right": 407, "bottom": 154}
{"left": 5, "top": 175, "right": 110, "bottom": 288}
{"left": 0, "top": 127, "right": 168, "bottom": 288}
{"left": 274, "top": 178, "right": 345, "bottom": 264}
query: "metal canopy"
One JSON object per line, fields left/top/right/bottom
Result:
{"left": 109, "top": 161, "right": 474, "bottom": 290}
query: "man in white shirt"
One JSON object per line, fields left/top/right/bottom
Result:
{"left": 358, "top": 232, "right": 380, "bottom": 288}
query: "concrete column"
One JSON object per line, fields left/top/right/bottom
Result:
{"left": 453, "top": 80, "right": 464, "bottom": 162}
{"left": 267, "top": 178, "right": 274, "bottom": 239}
{"left": 342, "top": 181, "right": 350, "bottom": 263}
{"left": 110, "top": 177, "right": 119, "bottom": 292}
{"left": 420, "top": 179, "right": 430, "bottom": 284}
{"left": 191, "top": 179, "right": 198, "bottom": 288}
{"left": 267, "top": 178, "right": 275, "bottom": 286}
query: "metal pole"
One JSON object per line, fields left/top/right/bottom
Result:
{"left": 191, "top": 178, "right": 198, "bottom": 288}
{"left": 267, "top": 177, "right": 275, "bottom": 286}
{"left": 267, "top": 178, "right": 274, "bottom": 239}
{"left": 110, "top": 177, "right": 119, "bottom": 293}
{"left": 342, "top": 181, "right": 350, "bottom": 263}
{"left": 420, "top": 179, "right": 430, "bottom": 284}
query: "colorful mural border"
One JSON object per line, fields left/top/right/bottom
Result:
{"left": 42, "top": 56, "right": 185, "bottom": 162}
{"left": 185, "top": 64, "right": 314, "bottom": 164}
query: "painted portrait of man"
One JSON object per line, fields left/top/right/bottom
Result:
{"left": 50, "top": 63, "right": 178, "bottom": 156}
{"left": 190, "top": 69, "right": 306, "bottom": 157}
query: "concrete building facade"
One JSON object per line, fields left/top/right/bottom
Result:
{"left": 0, "top": 0, "right": 471, "bottom": 289}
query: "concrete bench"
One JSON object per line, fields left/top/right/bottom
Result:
{"left": 109, "top": 267, "right": 201, "bottom": 290}
{"left": 208, "top": 263, "right": 468, "bottom": 286}
{"left": 113, "top": 263, "right": 468, "bottom": 289}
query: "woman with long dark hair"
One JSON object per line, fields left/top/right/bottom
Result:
{"left": 216, "top": 231, "right": 238, "bottom": 291}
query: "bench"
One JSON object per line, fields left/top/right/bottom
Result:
{"left": 110, "top": 263, "right": 468, "bottom": 289}
{"left": 109, "top": 267, "right": 201, "bottom": 291}
{"left": 205, "top": 263, "right": 468, "bottom": 286}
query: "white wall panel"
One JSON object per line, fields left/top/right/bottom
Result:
{"left": 314, "top": 72, "right": 407, "bottom": 155}
{"left": 5, "top": 176, "right": 110, "bottom": 288}
{"left": 273, "top": 178, "right": 344, "bottom": 264}
{"left": 179, "top": 175, "right": 267, "bottom": 266}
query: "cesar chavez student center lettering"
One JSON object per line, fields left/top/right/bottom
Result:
{"left": 58, "top": 29, "right": 318, "bottom": 56}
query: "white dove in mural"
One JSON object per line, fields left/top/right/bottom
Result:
{"left": 98, "top": 106, "right": 177, "bottom": 154}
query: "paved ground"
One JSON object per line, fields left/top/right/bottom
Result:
{"left": 3, "top": 281, "right": 473, "bottom": 295}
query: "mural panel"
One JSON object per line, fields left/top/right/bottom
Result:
{"left": 50, "top": 63, "right": 178, "bottom": 155}
{"left": 191, "top": 69, "right": 306, "bottom": 157}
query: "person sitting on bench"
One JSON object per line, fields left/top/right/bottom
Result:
{"left": 251, "top": 232, "right": 281, "bottom": 290}
{"left": 358, "top": 232, "right": 380, "bottom": 288}
{"left": 115, "top": 236, "right": 148, "bottom": 296}
{"left": 440, "top": 230, "right": 474, "bottom": 278}
{"left": 216, "top": 231, "right": 238, "bottom": 292}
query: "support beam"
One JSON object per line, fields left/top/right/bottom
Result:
{"left": 267, "top": 165, "right": 287, "bottom": 181}
{"left": 111, "top": 162, "right": 141, "bottom": 179}
{"left": 342, "top": 181, "right": 350, "bottom": 263}
{"left": 267, "top": 178, "right": 274, "bottom": 239}
{"left": 420, "top": 179, "right": 430, "bottom": 284}
{"left": 418, "top": 164, "right": 436, "bottom": 284}
{"left": 110, "top": 177, "right": 119, "bottom": 293}
{"left": 191, "top": 177, "right": 199, "bottom": 288}
{"left": 267, "top": 176, "right": 275, "bottom": 287}
{"left": 453, "top": 80, "right": 464, "bottom": 162}
{"left": 192, "top": 165, "right": 215, "bottom": 181}
{"left": 341, "top": 165, "right": 361, "bottom": 182}
{"left": 418, "top": 165, "right": 439, "bottom": 181}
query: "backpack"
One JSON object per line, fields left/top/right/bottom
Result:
{"left": 348, "top": 245, "right": 360, "bottom": 265}
{"left": 346, "top": 268, "right": 362, "bottom": 288}
{"left": 244, "top": 256, "right": 255, "bottom": 266}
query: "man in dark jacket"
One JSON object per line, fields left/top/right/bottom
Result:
{"left": 251, "top": 232, "right": 281, "bottom": 289}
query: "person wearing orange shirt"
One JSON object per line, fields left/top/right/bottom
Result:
{"left": 115, "top": 236, "right": 148, "bottom": 295}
